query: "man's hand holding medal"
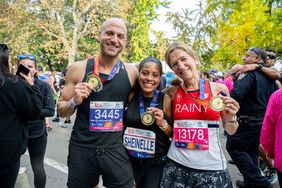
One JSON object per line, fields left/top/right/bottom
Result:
{"left": 86, "top": 74, "right": 103, "bottom": 92}
{"left": 73, "top": 82, "right": 93, "bottom": 106}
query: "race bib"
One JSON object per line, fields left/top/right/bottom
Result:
{"left": 174, "top": 120, "right": 209, "bottom": 150}
{"left": 89, "top": 101, "right": 123, "bottom": 132}
{"left": 123, "top": 127, "right": 156, "bottom": 158}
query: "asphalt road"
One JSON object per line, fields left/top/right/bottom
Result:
{"left": 15, "top": 116, "right": 280, "bottom": 188}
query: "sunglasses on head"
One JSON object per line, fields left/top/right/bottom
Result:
{"left": 267, "top": 54, "right": 276, "bottom": 59}
{"left": 17, "top": 54, "right": 36, "bottom": 61}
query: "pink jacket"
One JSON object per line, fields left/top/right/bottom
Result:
{"left": 223, "top": 77, "right": 234, "bottom": 93}
{"left": 260, "top": 89, "right": 282, "bottom": 172}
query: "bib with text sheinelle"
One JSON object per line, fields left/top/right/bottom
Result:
{"left": 123, "top": 127, "right": 156, "bottom": 158}
{"left": 89, "top": 101, "right": 123, "bottom": 132}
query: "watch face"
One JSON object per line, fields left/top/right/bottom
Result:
{"left": 141, "top": 112, "right": 155, "bottom": 126}
{"left": 86, "top": 75, "right": 102, "bottom": 92}
{"left": 210, "top": 96, "right": 225, "bottom": 111}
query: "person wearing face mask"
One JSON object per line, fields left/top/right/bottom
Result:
{"left": 0, "top": 45, "right": 42, "bottom": 188}
{"left": 160, "top": 42, "right": 239, "bottom": 188}
{"left": 17, "top": 54, "right": 55, "bottom": 188}
{"left": 123, "top": 57, "right": 172, "bottom": 188}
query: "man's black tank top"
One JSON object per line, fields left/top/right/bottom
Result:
{"left": 124, "top": 90, "right": 171, "bottom": 157}
{"left": 70, "top": 58, "right": 131, "bottom": 148}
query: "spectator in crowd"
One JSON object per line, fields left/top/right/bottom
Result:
{"left": 36, "top": 65, "right": 49, "bottom": 83}
{"left": 202, "top": 71, "right": 211, "bottom": 81}
{"left": 18, "top": 54, "right": 55, "bottom": 188}
{"left": 36, "top": 65, "right": 53, "bottom": 131}
{"left": 223, "top": 71, "right": 234, "bottom": 92}
{"left": 260, "top": 89, "right": 282, "bottom": 187}
{"left": 58, "top": 69, "right": 72, "bottom": 128}
{"left": 227, "top": 47, "right": 278, "bottom": 188}
{"left": 0, "top": 44, "right": 42, "bottom": 188}
{"left": 265, "top": 48, "right": 281, "bottom": 88}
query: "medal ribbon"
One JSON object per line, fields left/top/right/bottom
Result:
{"left": 92, "top": 56, "right": 120, "bottom": 83}
{"left": 199, "top": 79, "right": 205, "bottom": 99}
{"left": 139, "top": 90, "right": 159, "bottom": 117}
{"left": 183, "top": 79, "right": 210, "bottom": 107}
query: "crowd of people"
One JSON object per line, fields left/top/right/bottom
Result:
{"left": 0, "top": 17, "right": 282, "bottom": 188}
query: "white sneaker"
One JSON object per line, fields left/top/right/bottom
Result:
{"left": 18, "top": 167, "right": 27, "bottom": 175}
{"left": 60, "top": 122, "right": 68, "bottom": 128}
{"left": 264, "top": 168, "right": 278, "bottom": 185}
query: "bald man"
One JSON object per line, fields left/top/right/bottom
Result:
{"left": 58, "top": 18, "right": 138, "bottom": 188}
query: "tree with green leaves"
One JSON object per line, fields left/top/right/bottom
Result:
{"left": 165, "top": 0, "right": 281, "bottom": 70}
{"left": 166, "top": 0, "right": 219, "bottom": 69}
{"left": 0, "top": 0, "right": 131, "bottom": 70}
{"left": 125, "top": 0, "right": 169, "bottom": 63}
{"left": 213, "top": 0, "right": 281, "bottom": 68}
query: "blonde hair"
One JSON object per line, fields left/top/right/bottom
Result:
{"left": 165, "top": 42, "right": 201, "bottom": 69}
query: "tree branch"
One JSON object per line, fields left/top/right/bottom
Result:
{"left": 78, "top": 17, "right": 91, "bottom": 39}
{"left": 72, "top": 0, "right": 78, "bottom": 24}
{"left": 55, "top": 12, "right": 70, "bottom": 50}
{"left": 40, "top": 26, "right": 61, "bottom": 39}
{"left": 81, "top": 0, "right": 97, "bottom": 15}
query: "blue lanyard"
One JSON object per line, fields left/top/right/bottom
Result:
{"left": 181, "top": 78, "right": 205, "bottom": 99}
{"left": 106, "top": 61, "right": 120, "bottom": 81}
{"left": 199, "top": 79, "right": 205, "bottom": 99}
{"left": 93, "top": 59, "right": 120, "bottom": 83}
{"left": 139, "top": 90, "right": 159, "bottom": 116}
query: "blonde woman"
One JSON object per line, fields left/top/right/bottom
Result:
{"left": 161, "top": 42, "right": 239, "bottom": 188}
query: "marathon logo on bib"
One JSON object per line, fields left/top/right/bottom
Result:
{"left": 89, "top": 101, "right": 123, "bottom": 132}
{"left": 123, "top": 127, "right": 156, "bottom": 158}
{"left": 174, "top": 120, "right": 209, "bottom": 150}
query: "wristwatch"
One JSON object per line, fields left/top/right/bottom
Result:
{"left": 227, "top": 115, "right": 237, "bottom": 124}
{"left": 68, "top": 98, "right": 77, "bottom": 109}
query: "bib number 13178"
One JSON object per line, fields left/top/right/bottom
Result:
{"left": 176, "top": 128, "right": 205, "bottom": 140}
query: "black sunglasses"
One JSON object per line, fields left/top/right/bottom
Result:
{"left": 267, "top": 54, "right": 276, "bottom": 59}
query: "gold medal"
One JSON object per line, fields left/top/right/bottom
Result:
{"left": 86, "top": 75, "right": 102, "bottom": 92}
{"left": 141, "top": 111, "right": 155, "bottom": 126}
{"left": 210, "top": 96, "right": 225, "bottom": 111}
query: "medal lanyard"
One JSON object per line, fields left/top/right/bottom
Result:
{"left": 93, "top": 56, "right": 120, "bottom": 83}
{"left": 139, "top": 90, "right": 159, "bottom": 116}
{"left": 183, "top": 79, "right": 210, "bottom": 106}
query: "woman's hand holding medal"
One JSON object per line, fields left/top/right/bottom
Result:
{"left": 221, "top": 96, "right": 240, "bottom": 122}
{"left": 73, "top": 82, "right": 92, "bottom": 106}
{"left": 147, "top": 107, "right": 165, "bottom": 128}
